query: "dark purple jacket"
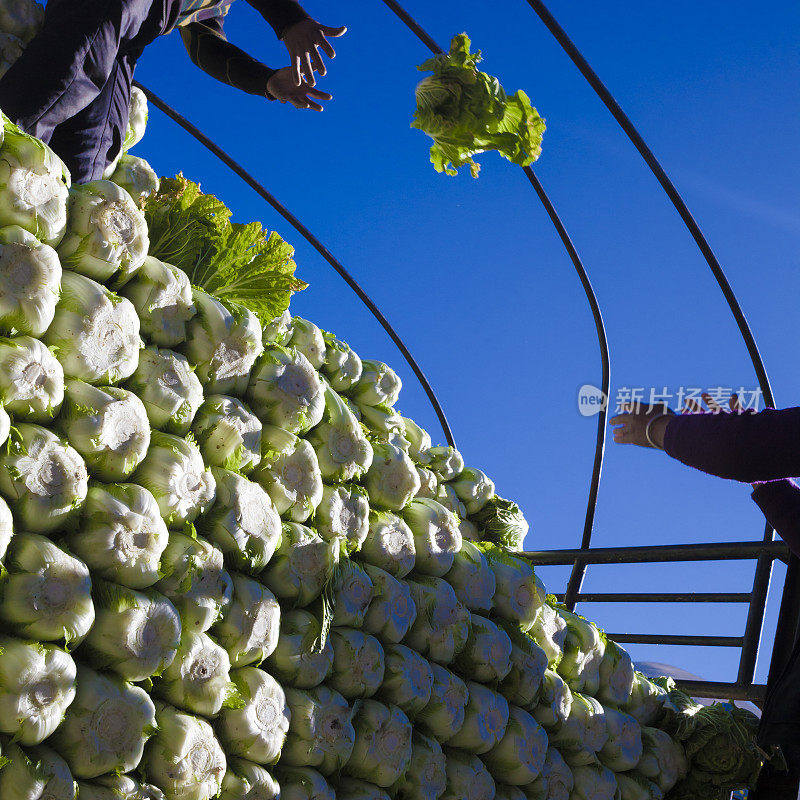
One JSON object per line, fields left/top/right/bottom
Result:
{"left": 664, "top": 408, "right": 800, "bottom": 556}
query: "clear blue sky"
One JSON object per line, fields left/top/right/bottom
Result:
{"left": 131, "top": 0, "right": 800, "bottom": 686}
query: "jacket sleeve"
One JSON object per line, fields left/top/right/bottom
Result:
{"left": 751, "top": 480, "right": 800, "bottom": 558}
{"left": 662, "top": 407, "right": 800, "bottom": 483}
{"left": 245, "top": 0, "right": 311, "bottom": 39}
{"left": 181, "top": 20, "right": 279, "bottom": 98}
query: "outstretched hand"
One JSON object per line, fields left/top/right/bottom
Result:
{"left": 609, "top": 402, "right": 675, "bottom": 449}
{"left": 282, "top": 19, "right": 347, "bottom": 86}
{"left": 266, "top": 67, "right": 332, "bottom": 111}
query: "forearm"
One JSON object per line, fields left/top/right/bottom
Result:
{"left": 752, "top": 480, "right": 800, "bottom": 558}
{"left": 661, "top": 407, "right": 800, "bottom": 482}
{"left": 181, "top": 23, "right": 277, "bottom": 97}
{"left": 245, "top": 0, "right": 310, "bottom": 39}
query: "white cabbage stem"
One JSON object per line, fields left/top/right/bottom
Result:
{"left": 525, "top": 746, "right": 574, "bottom": 800}
{"left": 0, "top": 422, "right": 88, "bottom": 532}
{"left": 59, "top": 380, "right": 150, "bottom": 480}
{"left": 78, "top": 774, "right": 167, "bottom": 800}
{"left": 361, "top": 564, "right": 417, "bottom": 644}
{"left": 251, "top": 425, "right": 322, "bottom": 523}
{"left": 448, "top": 467, "right": 495, "bottom": 515}
{"left": 402, "top": 497, "right": 462, "bottom": 577}
{"left": 124, "top": 86, "right": 149, "bottom": 150}
{"left": 0, "top": 742, "right": 76, "bottom": 800}
{"left": 0, "top": 494, "right": 11, "bottom": 561}
{"left": 426, "top": 446, "right": 464, "bottom": 481}
{"left": 217, "top": 667, "right": 291, "bottom": 765}
{"left": 212, "top": 573, "right": 280, "bottom": 668}
{"left": 531, "top": 669, "right": 573, "bottom": 731}
{"left": 185, "top": 290, "right": 264, "bottom": 395}
{"left": 0, "top": 334, "right": 64, "bottom": 420}
{"left": 320, "top": 330, "right": 362, "bottom": 392}
{"left": 144, "top": 702, "right": 226, "bottom": 800}
{"left": 345, "top": 700, "right": 413, "bottom": 788}
{"left": 404, "top": 575, "right": 470, "bottom": 664}
{"left": 56, "top": 179, "right": 149, "bottom": 285}
{"left": 285, "top": 316, "right": 326, "bottom": 368}
{"left": 0, "top": 126, "right": 70, "bottom": 247}
{"left": 274, "top": 767, "right": 334, "bottom": 800}
{"left": 82, "top": 580, "right": 181, "bottom": 682}
{"left": 392, "top": 731, "right": 447, "bottom": 800}
{"left": 364, "top": 442, "right": 420, "bottom": 512}
{"left": 155, "top": 631, "right": 234, "bottom": 718}
{"left": 124, "top": 346, "right": 203, "bottom": 435}
{"left": 331, "top": 560, "right": 374, "bottom": 628}
{"left": 265, "top": 607, "right": 334, "bottom": 689}
{"left": 348, "top": 359, "right": 401, "bottom": 407}
{"left": 400, "top": 416, "right": 432, "bottom": 464}
{"left": 200, "top": 468, "right": 281, "bottom": 575}
{"left": 120, "top": 255, "right": 195, "bottom": 347}
{"left": 0, "top": 635, "right": 77, "bottom": 745}
{"left": 307, "top": 384, "right": 373, "bottom": 483}
{"left": 155, "top": 533, "right": 232, "bottom": 633}
{"left": 481, "top": 544, "right": 546, "bottom": 631}
{"left": 43, "top": 270, "right": 142, "bottom": 385}
{"left": 246, "top": 345, "right": 324, "bottom": 434}
{"left": 109, "top": 154, "right": 160, "bottom": 204}
{"left": 498, "top": 632, "right": 548, "bottom": 710}
{"left": 132, "top": 431, "right": 216, "bottom": 529}
{"left": 219, "top": 758, "right": 280, "bottom": 800}
{"left": 261, "top": 521, "right": 338, "bottom": 607}
{"left": 440, "top": 748, "right": 495, "bottom": 800}
{"left": 191, "top": 394, "right": 262, "bottom": 473}
{"left": 445, "top": 681, "right": 509, "bottom": 754}
{"left": 69, "top": 482, "right": 168, "bottom": 589}
{"left": 49, "top": 662, "right": 151, "bottom": 778}
{"left": 483, "top": 705, "right": 549, "bottom": 785}
{"left": 314, "top": 483, "right": 370, "bottom": 552}
{"left": 415, "top": 663, "right": 468, "bottom": 744}
{"left": 329, "top": 627, "right": 385, "bottom": 699}
{"left": 281, "top": 685, "right": 356, "bottom": 775}
{"left": 377, "top": 642, "right": 433, "bottom": 718}
{"left": 0, "top": 531, "right": 94, "bottom": 644}
{"left": 453, "top": 613, "right": 513, "bottom": 683}
{"left": 445, "top": 539, "right": 495, "bottom": 614}
{"left": 359, "top": 510, "right": 416, "bottom": 579}
{"left": 262, "top": 309, "right": 292, "bottom": 345}
{"left": 528, "top": 600, "right": 568, "bottom": 669}
{"left": 0, "top": 225, "right": 61, "bottom": 336}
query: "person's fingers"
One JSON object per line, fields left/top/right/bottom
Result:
{"left": 304, "top": 96, "right": 323, "bottom": 111}
{"left": 291, "top": 56, "right": 302, "bottom": 86}
{"left": 306, "top": 86, "right": 332, "bottom": 100}
{"left": 608, "top": 413, "right": 633, "bottom": 425}
{"left": 301, "top": 52, "right": 315, "bottom": 85}
{"left": 319, "top": 24, "right": 347, "bottom": 37}
{"left": 288, "top": 96, "right": 308, "bottom": 109}
{"left": 730, "top": 394, "right": 742, "bottom": 411}
{"left": 310, "top": 45, "right": 325, "bottom": 76}
{"left": 682, "top": 398, "right": 701, "bottom": 413}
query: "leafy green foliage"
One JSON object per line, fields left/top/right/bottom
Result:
{"left": 143, "top": 175, "right": 307, "bottom": 323}
{"left": 412, "top": 33, "right": 546, "bottom": 177}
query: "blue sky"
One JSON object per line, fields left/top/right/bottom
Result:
{"left": 132, "top": 1, "right": 800, "bottom": 686}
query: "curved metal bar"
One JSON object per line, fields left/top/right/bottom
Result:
{"left": 521, "top": 0, "right": 782, "bottom": 684}
{"left": 133, "top": 81, "right": 455, "bottom": 448}
{"left": 523, "top": 0, "right": 774, "bottom": 408}
{"left": 378, "top": 0, "right": 610, "bottom": 605}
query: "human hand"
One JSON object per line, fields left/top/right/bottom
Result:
{"left": 682, "top": 392, "right": 744, "bottom": 415}
{"left": 281, "top": 18, "right": 347, "bottom": 86}
{"left": 609, "top": 401, "right": 675, "bottom": 449}
{"left": 265, "top": 67, "right": 332, "bottom": 111}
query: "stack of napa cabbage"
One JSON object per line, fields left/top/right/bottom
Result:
{"left": 0, "top": 9, "right": 767, "bottom": 798}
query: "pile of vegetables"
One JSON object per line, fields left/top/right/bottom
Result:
{"left": 0, "top": 5, "right": 775, "bottom": 799}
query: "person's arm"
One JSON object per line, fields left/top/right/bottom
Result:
{"left": 245, "top": 0, "right": 310, "bottom": 39}
{"left": 181, "top": 20, "right": 332, "bottom": 109}
{"left": 181, "top": 19, "right": 276, "bottom": 96}
{"left": 660, "top": 406, "right": 800, "bottom": 483}
{"left": 751, "top": 480, "right": 800, "bottom": 557}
